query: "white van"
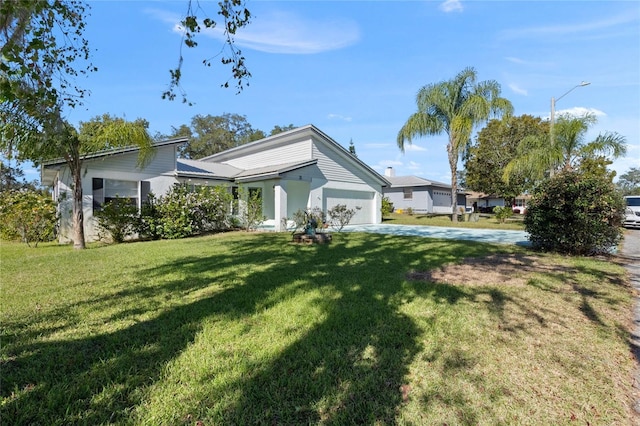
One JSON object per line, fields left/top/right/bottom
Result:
{"left": 624, "top": 196, "right": 640, "bottom": 229}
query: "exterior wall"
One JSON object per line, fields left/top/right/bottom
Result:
{"left": 219, "top": 139, "right": 313, "bottom": 169}
{"left": 382, "top": 185, "right": 463, "bottom": 214}
{"left": 53, "top": 145, "right": 180, "bottom": 242}
{"left": 383, "top": 187, "right": 431, "bottom": 212}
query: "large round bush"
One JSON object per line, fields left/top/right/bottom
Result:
{"left": 524, "top": 171, "right": 625, "bottom": 255}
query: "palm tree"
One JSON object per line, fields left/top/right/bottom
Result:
{"left": 397, "top": 67, "right": 513, "bottom": 221}
{"left": 503, "top": 113, "right": 627, "bottom": 183}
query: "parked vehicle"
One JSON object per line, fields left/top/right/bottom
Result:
{"left": 624, "top": 196, "right": 640, "bottom": 229}
{"left": 625, "top": 196, "right": 640, "bottom": 214}
{"left": 624, "top": 207, "right": 640, "bottom": 229}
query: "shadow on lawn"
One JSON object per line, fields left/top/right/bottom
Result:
{"left": 2, "top": 233, "right": 509, "bottom": 424}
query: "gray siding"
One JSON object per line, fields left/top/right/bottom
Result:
{"left": 384, "top": 187, "right": 431, "bottom": 211}
{"left": 311, "top": 138, "right": 371, "bottom": 185}
{"left": 221, "top": 139, "right": 312, "bottom": 169}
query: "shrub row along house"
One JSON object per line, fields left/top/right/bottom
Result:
{"left": 42, "top": 125, "right": 390, "bottom": 242}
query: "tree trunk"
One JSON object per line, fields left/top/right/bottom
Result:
{"left": 70, "top": 157, "right": 86, "bottom": 249}
{"left": 448, "top": 142, "right": 459, "bottom": 223}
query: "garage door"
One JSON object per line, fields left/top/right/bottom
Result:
{"left": 323, "top": 189, "right": 374, "bottom": 225}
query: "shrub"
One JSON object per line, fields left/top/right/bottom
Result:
{"left": 492, "top": 206, "right": 512, "bottom": 223}
{"left": 136, "top": 193, "right": 162, "bottom": 240}
{"left": 328, "top": 204, "right": 360, "bottom": 232}
{"left": 405, "top": 207, "right": 414, "bottom": 216}
{"left": 0, "top": 189, "right": 57, "bottom": 247}
{"left": 95, "top": 197, "right": 138, "bottom": 243}
{"left": 289, "top": 207, "right": 326, "bottom": 235}
{"left": 145, "top": 184, "right": 234, "bottom": 239}
{"left": 381, "top": 197, "right": 394, "bottom": 217}
{"left": 236, "top": 187, "right": 266, "bottom": 231}
{"left": 524, "top": 170, "right": 625, "bottom": 255}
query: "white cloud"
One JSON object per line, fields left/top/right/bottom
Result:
{"left": 404, "top": 143, "right": 427, "bottom": 152}
{"left": 508, "top": 83, "right": 528, "bottom": 96}
{"left": 327, "top": 113, "right": 352, "bottom": 122}
{"left": 440, "top": 0, "right": 463, "bottom": 13}
{"left": 148, "top": 8, "right": 360, "bottom": 54}
{"left": 407, "top": 161, "right": 421, "bottom": 170}
{"left": 499, "top": 12, "right": 637, "bottom": 40}
{"left": 555, "top": 107, "right": 606, "bottom": 118}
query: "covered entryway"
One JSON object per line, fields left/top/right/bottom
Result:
{"left": 323, "top": 188, "right": 375, "bottom": 225}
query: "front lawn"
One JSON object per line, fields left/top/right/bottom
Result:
{"left": 383, "top": 212, "right": 525, "bottom": 230}
{"left": 1, "top": 232, "right": 635, "bottom": 424}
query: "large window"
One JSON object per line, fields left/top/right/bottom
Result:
{"left": 93, "top": 178, "right": 141, "bottom": 212}
{"left": 403, "top": 188, "right": 413, "bottom": 200}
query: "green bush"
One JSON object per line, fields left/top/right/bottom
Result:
{"left": 136, "top": 193, "right": 162, "bottom": 240}
{"left": 95, "top": 197, "right": 138, "bottom": 243}
{"left": 524, "top": 170, "right": 625, "bottom": 255}
{"left": 492, "top": 206, "right": 512, "bottom": 223}
{"left": 381, "top": 197, "right": 394, "bottom": 217}
{"left": 236, "top": 187, "right": 266, "bottom": 231}
{"left": 139, "top": 184, "right": 233, "bottom": 240}
{"left": 0, "top": 189, "right": 57, "bottom": 247}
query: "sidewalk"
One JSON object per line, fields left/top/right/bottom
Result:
{"left": 620, "top": 230, "right": 640, "bottom": 415}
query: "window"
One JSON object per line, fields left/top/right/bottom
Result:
{"left": 93, "top": 178, "right": 139, "bottom": 213}
{"left": 403, "top": 188, "right": 413, "bottom": 199}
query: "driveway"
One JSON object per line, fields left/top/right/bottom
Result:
{"left": 341, "top": 223, "right": 530, "bottom": 246}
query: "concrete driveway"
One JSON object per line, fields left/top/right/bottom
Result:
{"left": 341, "top": 223, "right": 530, "bottom": 246}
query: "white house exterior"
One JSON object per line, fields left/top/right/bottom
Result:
{"left": 382, "top": 167, "right": 466, "bottom": 214}
{"left": 41, "top": 125, "right": 389, "bottom": 242}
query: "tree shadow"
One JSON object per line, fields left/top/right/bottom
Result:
{"left": 2, "top": 233, "right": 501, "bottom": 424}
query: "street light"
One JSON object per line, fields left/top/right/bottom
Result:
{"left": 549, "top": 81, "right": 590, "bottom": 175}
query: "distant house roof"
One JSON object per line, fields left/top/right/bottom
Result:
{"left": 385, "top": 175, "right": 451, "bottom": 189}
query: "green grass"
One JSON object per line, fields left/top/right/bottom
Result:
{"left": 383, "top": 212, "right": 526, "bottom": 230}
{"left": 1, "top": 232, "right": 635, "bottom": 425}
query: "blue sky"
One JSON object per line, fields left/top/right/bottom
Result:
{"left": 25, "top": 0, "right": 640, "bottom": 184}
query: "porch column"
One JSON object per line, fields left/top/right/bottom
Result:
{"left": 274, "top": 180, "right": 288, "bottom": 231}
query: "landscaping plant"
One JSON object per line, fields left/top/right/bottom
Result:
{"left": 492, "top": 205, "right": 512, "bottom": 223}
{"left": 524, "top": 170, "right": 625, "bottom": 255}
{"left": 94, "top": 196, "right": 139, "bottom": 243}
{"left": 0, "top": 189, "right": 57, "bottom": 246}
{"left": 328, "top": 204, "right": 359, "bottom": 232}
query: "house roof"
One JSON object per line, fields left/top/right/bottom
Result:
{"left": 41, "top": 137, "right": 188, "bottom": 186}
{"left": 177, "top": 158, "right": 241, "bottom": 180}
{"left": 176, "top": 158, "right": 318, "bottom": 182}
{"left": 233, "top": 159, "right": 318, "bottom": 182}
{"left": 202, "top": 124, "right": 390, "bottom": 187}
{"left": 385, "top": 175, "right": 452, "bottom": 189}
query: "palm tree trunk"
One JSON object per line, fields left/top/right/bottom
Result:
{"left": 447, "top": 142, "right": 458, "bottom": 223}
{"left": 68, "top": 151, "right": 86, "bottom": 249}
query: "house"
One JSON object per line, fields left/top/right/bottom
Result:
{"left": 42, "top": 125, "right": 389, "bottom": 242}
{"left": 381, "top": 167, "right": 466, "bottom": 214}
{"left": 465, "top": 191, "right": 506, "bottom": 213}
{"left": 465, "top": 192, "right": 531, "bottom": 214}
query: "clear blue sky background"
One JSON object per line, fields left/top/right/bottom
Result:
{"left": 26, "top": 0, "right": 640, "bottom": 184}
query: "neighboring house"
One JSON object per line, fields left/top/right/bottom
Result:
{"left": 465, "top": 191, "right": 506, "bottom": 213}
{"left": 42, "top": 125, "right": 389, "bottom": 242}
{"left": 382, "top": 167, "right": 466, "bottom": 214}
{"left": 465, "top": 191, "right": 531, "bottom": 214}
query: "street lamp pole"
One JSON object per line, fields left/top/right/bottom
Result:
{"left": 549, "top": 81, "right": 590, "bottom": 176}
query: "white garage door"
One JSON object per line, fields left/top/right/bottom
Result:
{"left": 324, "top": 189, "right": 374, "bottom": 225}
